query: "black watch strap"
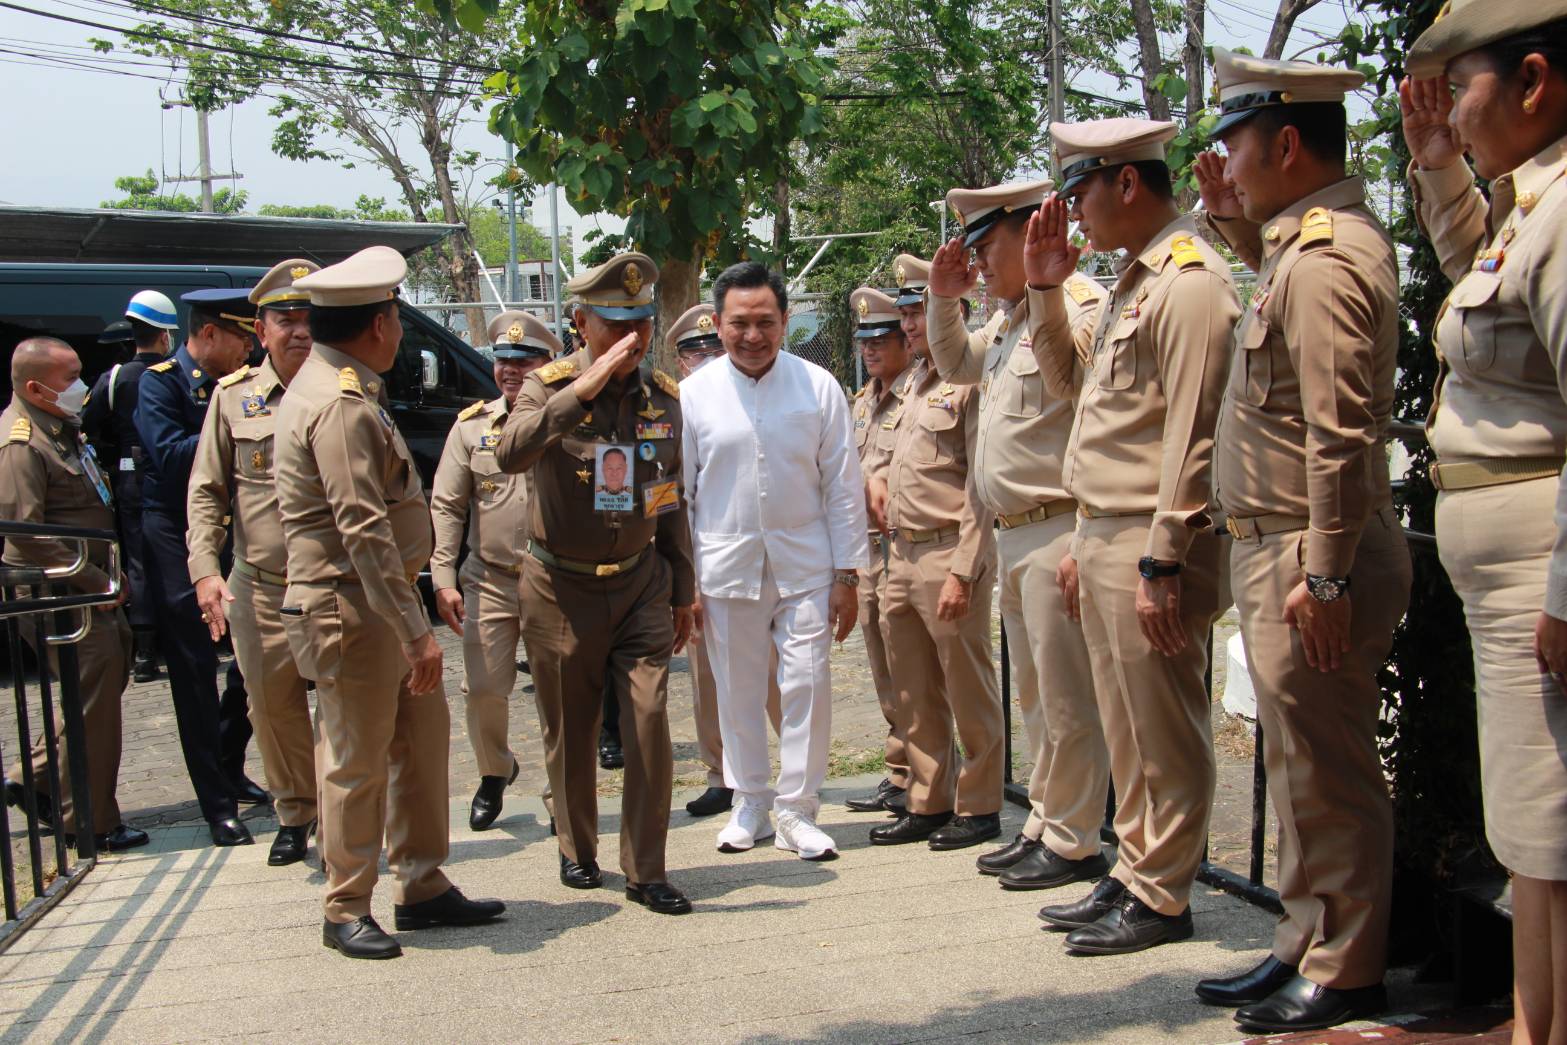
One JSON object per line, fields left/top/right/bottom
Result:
{"left": 1138, "top": 556, "right": 1182, "bottom": 579}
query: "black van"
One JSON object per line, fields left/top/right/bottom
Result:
{"left": 0, "top": 262, "right": 498, "bottom": 483}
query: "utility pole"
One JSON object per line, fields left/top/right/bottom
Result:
{"left": 504, "top": 140, "right": 520, "bottom": 304}
{"left": 163, "top": 101, "right": 241, "bottom": 212}
{"left": 1048, "top": 0, "right": 1066, "bottom": 176}
{"left": 548, "top": 182, "right": 563, "bottom": 332}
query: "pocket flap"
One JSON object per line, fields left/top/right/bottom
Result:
{"left": 1239, "top": 315, "right": 1270, "bottom": 350}
{"left": 1447, "top": 271, "right": 1501, "bottom": 310}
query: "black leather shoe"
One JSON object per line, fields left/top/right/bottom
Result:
{"left": 99, "top": 824, "right": 149, "bottom": 851}
{"left": 209, "top": 817, "right": 254, "bottom": 847}
{"left": 685, "top": 786, "right": 734, "bottom": 817}
{"left": 1064, "top": 892, "right": 1193, "bottom": 955}
{"left": 3, "top": 779, "right": 54, "bottom": 828}
{"left": 1196, "top": 955, "right": 1298, "bottom": 1007}
{"left": 976, "top": 833, "right": 1042, "bottom": 875}
{"left": 268, "top": 822, "right": 314, "bottom": 866}
{"left": 469, "top": 760, "right": 520, "bottom": 831}
{"left": 845, "top": 778, "right": 904, "bottom": 813}
{"left": 598, "top": 729, "right": 624, "bottom": 770}
{"left": 626, "top": 881, "right": 693, "bottom": 915}
{"left": 1000, "top": 847, "right": 1109, "bottom": 891}
{"left": 394, "top": 886, "right": 505, "bottom": 930}
{"left": 323, "top": 916, "right": 401, "bottom": 959}
{"left": 548, "top": 817, "right": 557, "bottom": 837}
{"left": 869, "top": 811, "right": 952, "bottom": 845}
{"left": 559, "top": 852, "right": 603, "bottom": 889}
{"left": 230, "top": 777, "right": 272, "bottom": 806}
{"left": 1234, "top": 976, "right": 1385, "bottom": 1032}
{"left": 1039, "top": 877, "right": 1127, "bottom": 929}
{"left": 517, "top": 659, "right": 530, "bottom": 675}
{"left": 132, "top": 645, "right": 160, "bottom": 683}
{"left": 929, "top": 812, "right": 1002, "bottom": 851}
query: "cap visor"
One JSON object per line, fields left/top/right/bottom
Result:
{"left": 492, "top": 348, "right": 550, "bottom": 360}
{"left": 588, "top": 304, "right": 656, "bottom": 321}
{"left": 1210, "top": 107, "right": 1263, "bottom": 138}
{"left": 855, "top": 325, "right": 901, "bottom": 340}
{"left": 894, "top": 291, "right": 924, "bottom": 308}
{"left": 259, "top": 300, "right": 312, "bottom": 312}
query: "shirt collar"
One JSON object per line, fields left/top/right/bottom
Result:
{"left": 174, "top": 344, "right": 216, "bottom": 391}
{"left": 1493, "top": 134, "right": 1567, "bottom": 223}
{"left": 1257, "top": 177, "right": 1368, "bottom": 262}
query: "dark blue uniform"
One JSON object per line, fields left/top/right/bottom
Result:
{"left": 134, "top": 344, "right": 253, "bottom": 825}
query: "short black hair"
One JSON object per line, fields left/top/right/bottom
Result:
{"left": 602, "top": 447, "right": 627, "bottom": 463}
{"left": 1480, "top": 19, "right": 1567, "bottom": 79}
{"left": 1244, "top": 103, "right": 1349, "bottom": 167}
{"left": 308, "top": 300, "right": 396, "bottom": 345}
{"left": 186, "top": 305, "right": 239, "bottom": 339}
{"left": 713, "top": 261, "right": 787, "bottom": 317}
{"left": 1098, "top": 160, "right": 1175, "bottom": 201}
{"left": 127, "top": 317, "right": 167, "bottom": 350}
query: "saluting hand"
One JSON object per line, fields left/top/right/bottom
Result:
{"left": 402, "top": 631, "right": 444, "bottom": 694}
{"left": 573, "top": 332, "right": 639, "bottom": 405}
{"left": 1284, "top": 581, "right": 1351, "bottom": 672}
{"left": 1192, "top": 153, "right": 1244, "bottom": 221}
{"left": 194, "top": 575, "right": 233, "bottom": 642}
{"left": 1023, "top": 195, "right": 1082, "bottom": 289}
{"left": 928, "top": 236, "right": 980, "bottom": 298}
{"left": 435, "top": 586, "right": 465, "bottom": 635}
{"left": 1398, "top": 75, "right": 1463, "bottom": 171}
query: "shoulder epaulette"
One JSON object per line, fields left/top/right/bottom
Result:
{"left": 1066, "top": 277, "right": 1097, "bottom": 305}
{"left": 338, "top": 366, "right": 363, "bottom": 397}
{"left": 1170, "top": 235, "right": 1206, "bottom": 270}
{"left": 536, "top": 358, "right": 577, "bottom": 384}
{"left": 7, "top": 416, "right": 31, "bottom": 444}
{"left": 457, "top": 399, "right": 485, "bottom": 421}
{"left": 218, "top": 365, "right": 251, "bottom": 389}
{"left": 855, "top": 384, "right": 870, "bottom": 399}
{"left": 652, "top": 369, "right": 680, "bottom": 399}
{"left": 1298, "top": 206, "right": 1335, "bottom": 247}
{"left": 148, "top": 360, "right": 176, "bottom": 374}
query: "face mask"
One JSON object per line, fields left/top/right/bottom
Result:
{"left": 41, "top": 378, "right": 89, "bottom": 421}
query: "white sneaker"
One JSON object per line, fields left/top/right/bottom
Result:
{"left": 775, "top": 809, "right": 837, "bottom": 861}
{"left": 716, "top": 797, "right": 773, "bottom": 852}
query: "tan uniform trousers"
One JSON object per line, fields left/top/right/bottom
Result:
{"left": 689, "top": 635, "right": 779, "bottom": 788}
{"left": 860, "top": 539, "right": 908, "bottom": 789}
{"left": 1078, "top": 516, "right": 1222, "bottom": 915}
{"left": 458, "top": 556, "right": 522, "bottom": 779}
{"left": 11, "top": 604, "right": 130, "bottom": 836}
{"left": 521, "top": 550, "right": 673, "bottom": 884}
{"left": 1231, "top": 510, "right": 1408, "bottom": 988}
{"left": 881, "top": 534, "right": 1003, "bottom": 816}
{"left": 997, "top": 510, "right": 1109, "bottom": 859}
{"left": 228, "top": 568, "right": 316, "bottom": 829}
{"left": 282, "top": 581, "right": 451, "bottom": 923}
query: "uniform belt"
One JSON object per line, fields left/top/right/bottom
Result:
{"left": 1076, "top": 505, "right": 1152, "bottom": 520}
{"left": 1429, "top": 456, "right": 1564, "bottom": 492}
{"left": 475, "top": 553, "right": 520, "bottom": 577}
{"left": 899, "top": 524, "right": 960, "bottom": 544}
{"left": 1223, "top": 513, "right": 1308, "bottom": 542}
{"left": 528, "top": 540, "right": 646, "bottom": 578}
{"left": 233, "top": 558, "right": 287, "bottom": 586}
{"left": 997, "top": 500, "right": 1077, "bottom": 530}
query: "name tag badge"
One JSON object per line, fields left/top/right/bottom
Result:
{"left": 594, "top": 443, "right": 635, "bottom": 513}
{"left": 642, "top": 478, "right": 680, "bottom": 518}
{"left": 635, "top": 422, "right": 673, "bottom": 440}
{"left": 81, "top": 447, "right": 112, "bottom": 506}
{"left": 119, "top": 457, "right": 135, "bottom": 472}
{"left": 240, "top": 394, "right": 269, "bottom": 418}
{"left": 477, "top": 433, "right": 499, "bottom": 452}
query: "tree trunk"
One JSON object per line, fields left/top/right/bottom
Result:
{"left": 772, "top": 176, "right": 790, "bottom": 273}
{"left": 653, "top": 249, "right": 702, "bottom": 375}
{"left": 427, "top": 129, "right": 488, "bottom": 342}
{"left": 1129, "top": 0, "right": 1172, "bottom": 122}
{"left": 1265, "top": 0, "right": 1325, "bottom": 58}
{"left": 1179, "top": 0, "right": 1207, "bottom": 208}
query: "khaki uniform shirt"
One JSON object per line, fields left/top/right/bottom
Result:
{"left": 885, "top": 357, "right": 995, "bottom": 578}
{"left": 926, "top": 270, "right": 1108, "bottom": 517}
{"left": 186, "top": 356, "right": 289, "bottom": 582}
{"left": 1412, "top": 137, "right": 1567, "bottom": 614}
{"left": 1208, "top": 178, "right": 1400, "bottom": 577}
{"left": 273, "top": 344, "right": 432, "bottom": 644}
{"left": 495, "top": 350, "right": 695, "bottom": 607}
{"left": 851, "top": 370, "right": 906, "bottom": 489}
{"left": 1032, "top": 216, "right": 1239, "bottom": 562}
{"left": 0, "top": 397, "right": 115, "bottom": 593}
{"left": 429, "top": 396, "right": 531, "bottom": 590}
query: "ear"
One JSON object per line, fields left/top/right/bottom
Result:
{"left": 1519, "top": 52, "right": 1550, "bottom": 110}
{"left": 1276, "top": 123, "right": 1303, "bottom": 170}
{"left": 1118, "top": 165, "right": 1140, "bottom": 204}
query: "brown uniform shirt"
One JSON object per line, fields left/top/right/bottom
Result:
{"left": 273, "top": 343, "right": 433, "bottom": 644}
{"left": 429, "top": 396, "right": 530, "bottom": 590}
{"left": 1032, "top": 216, "right": 1239, "bottom": 562}
{"left": 1209, "top": 178, "right": 1400, "bottom": 577}
{"left": 494, "top": 349, "right": 695, "bottom": 607}
{"left": 186, "top": 356, "right": 289, "bottom": 582}
{"left": 852, "top": 371, "right": 906, "bottom": 488}
{"left": 0, "top": 397, "right": 116, "bottom": 593}
{"left": 884, "top": 357, "right": 995, "bottom": 578}
{"left": 926, "top": 271, "right": 1108, "bottom": 516}
{"left": 1412, "top": 137, "right": 1567, "bottom": 615}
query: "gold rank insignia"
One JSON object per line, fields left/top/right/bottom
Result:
{"left": 457, "top": 400, "right": 485, "bottom": 421}
{"left": 8, "top": 416, "right": 31, "bottom": 444}
{"left": 338, "top": 367, "right": 363, "bottom": 395}
{"left": 1170, "top": 235, "right": 1205, "bottom": 269}
{"left": 536, "top": 358, "right": 577, "bottom": 384}
{"left": 638, "top": 404, "right": 666, "bottom": 421}
{"left": 149, "top": 360, "right": 176, "bottom": 373}
{"left": 576, "top": 466, "right": 590, "bottom": 485}
{"left": 290, "top": 265, "right": 310, "bottom": 280}
{"left": 1298, "top": 206, "right": 1334, "bottom": 246}
{"left": 1264, "top": 226, "right": 1281, "bottom": 243}
{"left": 652, "top": 369, "right": 680, "bottom": 399}
{"left": 623, "top": 264, "right": 644, "bottom": 296}
{"left": 1067, "top": 278, "right": 1095, "bottom": 305}
{"left": 218, "top": 365, "right": 250, "bottom": 388}
{"left": 250, "top": 449, "right": 265, "bottom": 470}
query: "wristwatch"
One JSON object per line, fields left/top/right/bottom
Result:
{"left": 1306, "top": 573, "right": 1351, "bottom": 602}
{"left": 835, "top": 571, "right": 861, "bottom": 587}
{"left": 1137, "top": 557, "right": 1181, "bottom": 579}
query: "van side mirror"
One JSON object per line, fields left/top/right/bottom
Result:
{"left": 420, "top": 349, "right": 439, "bottom": 391}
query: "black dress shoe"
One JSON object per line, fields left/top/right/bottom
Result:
{"left": 845, "top": 778, "right": 904, "bottom": 813}
{"left": 1234, "top": 976, "right": 1385, "bottom": 1032}
{"left": 268, "top": 822, "right": 314, "bottom": 866}
{"left": 976, "top": 833, "right": 1042, "bottom": 875}
{"left": 626, "top": 881, "right": 692, "bottom": 915}
{"left": 394, "top": 886, "right": 506, "bottom": 930}
{"left": 469, "top": 760, "right": 520, "bottom": 831}
{"left": 685, "top": 786, "right": 734, "bottom": 817}
{"left": 548, "top": 817, "right": 557, "bottom": 837}
{"left": 598, "top": 729, "right": 624, "bottom": 770}
{"left": 132, "top": 647, "right": 160, "bottom": 683}
{"left": 208, "top": 817, "right": 254, "bottom": 847}
{"left": 517, "top": 659, "right": 530, "bottom": 675}
{"left": 928, "top": 812, "right": 1002, "bottom": 851}
{"left": 1064, "top": 892, "right": 1193, "bottom": 955}
{"left": 4, "top": 779, "right": 54, "bottom": 828}
{"left": 1039, "top": 876, "right": 1127, "bottom": 929}
{"left": 1000, "top": 847, "right": 1110, "bottom": 891}
{"left": 559, "top": 852, "right": 603, "bottom": 889}
{"left": 230, "top": 777, "right": 272, "bottom": 806}
{"left": 100, "top": 824, "right": 149, "bottom": 851}
{"left": 1196, "top": 955, "right": 1298, "bottom": 1007}
{"left": 323, "top": 916, "right": 401, "bottom": 959}
{"left": 869, "top": 811, "right": 952, "bottom": 845}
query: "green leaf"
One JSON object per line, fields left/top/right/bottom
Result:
{"left": 698, "top": 91, "right": 729, "bottom": 112}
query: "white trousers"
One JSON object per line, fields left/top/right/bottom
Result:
{"left": 702, "top": 559, "right": 833, "bottom": 816}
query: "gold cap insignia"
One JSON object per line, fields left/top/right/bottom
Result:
{"left": 622, "top": 264, "right": 644, "bottom": 296}
{"left": 506, "top": 322, "right": 524, "bottom": 343}
{"left": 857, "top": 298, "right": 869, "bottom": 317}
{"left": 290, "top": 265, "right": 310, "bottom": 280}
{"left": 896, "top": 263, "right": 907, "bottom": 283}
{"left": 696, "top": 314, "right": 713, "bottom": 333}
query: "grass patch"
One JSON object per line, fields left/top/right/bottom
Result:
{"left": 827, "top": 741, "right": 886, "bottom": 779}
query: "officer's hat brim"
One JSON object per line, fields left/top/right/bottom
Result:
{"left": 584, "top": 303, "right": 656, "bottom": 321}
{"left": 1210, "top": 106, "right": 1265, "bottom": 138}
{"left": 492, "top": 345, "right": 551, "bottom": 360}
{"left": 893, "top": 291, "right": 924, "bottom": 309}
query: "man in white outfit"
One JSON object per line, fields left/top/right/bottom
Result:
{"left": 682, "top": 262, "right": 869, "bottom": 861}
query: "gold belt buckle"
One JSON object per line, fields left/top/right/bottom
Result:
{"left": 596, "top": 563, "right": 620, "bottom": 577}
{"left": 1224, "top": 517, "right": 1243, "bottom": 540}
